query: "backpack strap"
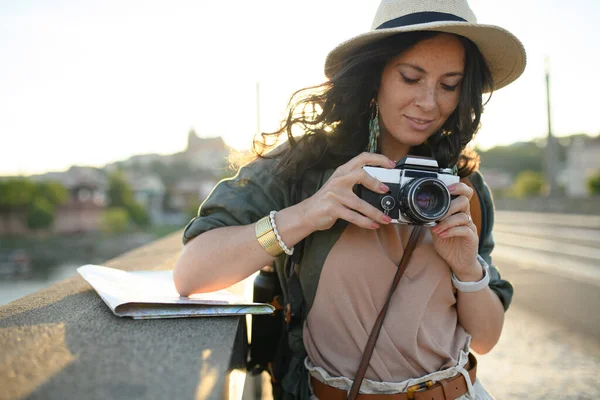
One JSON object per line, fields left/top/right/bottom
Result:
{"left": 283, "top": 177, "right": 308, "bottom": 328}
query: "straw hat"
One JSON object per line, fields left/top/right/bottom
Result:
{"left": 324, "top": 0, "right": 526, "bottom": 90}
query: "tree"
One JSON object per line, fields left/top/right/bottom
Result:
{"left": 107, "top": 172, "right": 134, "bottom": 208}
{"left": 0, "top": 178, "right": 68, "bottom": 231}
{"left": 0, "top": 178, "right": 35, "bottom": 210}
{"left": 100, "top": 207, "right": 130, "bottom": 233}
{"left": 587, "top": 171, "right": 600, "bottom": 195}
{"left": 26, "top": 197, "right": 55, "bottom": 230}
{"left": 106, "top": 172, "right": 149, "bottom": 228}
{"left": 25, "top": 181, "right": 68, "bottom": 231}
{"left": 509, "top": 170, "right": 546, "bottom": 198}
{"left": 34, "top": 181, "right": 69, "bottom": 207}
{"left": 126, "top": 202, "right": 150, "bottom": 228}
{"left": 478, "top": 142, "right": 544, "bottom": 177}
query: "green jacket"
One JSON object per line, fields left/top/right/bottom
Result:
{"left": 183, "top": 155, "right": 513, "bottom": 399}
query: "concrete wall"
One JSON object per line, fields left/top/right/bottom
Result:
{"left": 0, "top": 231, "right": 250, "bottom": 400}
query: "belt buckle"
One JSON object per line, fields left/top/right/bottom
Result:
{"left": 406, "top": 380, "right": 434, "bottom": 400}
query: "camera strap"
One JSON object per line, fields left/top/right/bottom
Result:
{"left": 347, "top": 225, "right": 424, "bottom": 400}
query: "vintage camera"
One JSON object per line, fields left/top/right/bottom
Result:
{"left": 358, "top": 156, "right": 459, "bottom": 226}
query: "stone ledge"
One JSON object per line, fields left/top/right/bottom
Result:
{"left": 0, "top": 231, "right": 249, "bottom": 400}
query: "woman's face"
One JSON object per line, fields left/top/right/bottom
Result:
{"left": 377, "top": 33, "right": 465, "bottom": 153}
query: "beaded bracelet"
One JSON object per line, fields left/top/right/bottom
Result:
{"left": 269, "top": 211, "right": 294, "bottom": 256}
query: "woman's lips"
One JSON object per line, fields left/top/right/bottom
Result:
{"left": 405, "top": 115, "right": 435, "bottom": 131}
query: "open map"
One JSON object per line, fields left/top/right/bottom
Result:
{"left": 77, "top": 264, "right": 275, "bottom": 319}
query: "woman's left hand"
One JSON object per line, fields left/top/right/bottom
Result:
{"left": 430, "top": 182, "right": 481, "bottom": 280}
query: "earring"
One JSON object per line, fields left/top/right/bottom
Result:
{"left": 367, "top": 100, "right": 380, "bottom": 153}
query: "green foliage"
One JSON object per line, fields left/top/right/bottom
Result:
{"left": 107, "top": 172, "right": 150, "bottom": 228}
{"left": 478, "top": 142, "right": 544, "bottom": 177}
{"left": 126, "top": 202, "right": 150, "bottom": 228}
{"left": 0, "top": 178, "right": 69, "bottom": 231}
{"left": 101, "top": 207, "right": 130, "bottom": 233}
{"left": 26, "top": 197, "right": 56, "bottom": 230}
{"left": 0, "top": 178, "right": 35, "bottom": 209}
{"left": 508, "top": 170, "right": 546, "bottom": 198}
{"left": 34, "top": 181, "right": 69, "bottom": 206}
{"left": 107, "top": 172, "right": 134, "bottom": 208}
{"left": 587, "top": 171, "right": 600, "bottom": 195}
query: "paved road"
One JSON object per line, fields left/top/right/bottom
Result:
{"left": 476, "top": 252, "right": 600, "bottom": 399}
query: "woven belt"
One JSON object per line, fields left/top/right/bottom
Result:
{"left": 311, "top": 353, "right": 477, "bottom": 400}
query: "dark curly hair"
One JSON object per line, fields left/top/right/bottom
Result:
{"left": 253, "top": 31, "right": 493, "bottom": 181}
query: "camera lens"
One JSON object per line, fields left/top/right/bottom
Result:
{"left": 415, "top": 191, "right": 439, "bottom": 212}
{"left": 399, "top": 178, "right": 451, "bottom": 223}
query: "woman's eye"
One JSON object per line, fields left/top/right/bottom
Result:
{"left": 441, "top": 83, "right": 459, "bottom": 92}
{"left": 401, "top": 75, "right": 419, "bottom": 84}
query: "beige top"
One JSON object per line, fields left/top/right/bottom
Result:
{"left": 303, "top": 223, "right": 469, "bottom": 382}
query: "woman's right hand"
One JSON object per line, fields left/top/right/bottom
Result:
{"left": 298, "top": 152, "right": 397, "bottom": 232}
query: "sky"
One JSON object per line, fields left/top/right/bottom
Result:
{"left": 1, "top": 0, "right": 599, "bottom": 176}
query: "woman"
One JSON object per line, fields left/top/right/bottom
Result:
{"left": 174, "top": 0, "right": 526, "bottom": 399}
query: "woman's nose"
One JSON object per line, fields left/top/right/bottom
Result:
{"left": 414, "top": 86, "right": 436, "bottom": 112}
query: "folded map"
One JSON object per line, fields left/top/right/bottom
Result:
{"left": 77, "top": 264, "right": 274, "bottom": 319}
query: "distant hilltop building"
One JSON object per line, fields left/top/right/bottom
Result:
{"left": 108, "top": 130, "right": 229, "bottom": 172}
{"left": 117, "top": 153, "right": 166, "bottom": 168}
{"left": 181, "top": 130, "right": 229, "bottom": 171}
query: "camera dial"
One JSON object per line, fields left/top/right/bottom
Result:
{"left": 380, "top": 195, "right": 396, "bottom": 214}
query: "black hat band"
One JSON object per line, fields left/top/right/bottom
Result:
{"left": 376, "top": 12, "right": 467, "bottom": 30}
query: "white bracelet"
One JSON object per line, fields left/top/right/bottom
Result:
{"left": 451, "top": 255, "right": 490, "bottom": 292}
{"left": 269, "top": 211, "right": 294, "bottom": 256}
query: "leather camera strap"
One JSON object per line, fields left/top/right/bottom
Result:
{"left": 347, "top": 225, "right": 424, "bottom": 400}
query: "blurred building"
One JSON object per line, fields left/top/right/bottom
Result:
{"left": 38, "top": 166, "right": 107, "bottom": 234}
{"left": 179, "top": 131, "right": 229, "bottom": 171}
{"left": 478, "top": 169, "right": 513, "bottom": 192}
{"left": 34, "top": 166, "right": 108, "bottom": 203}
{"left": 563, "top": 136, "right": 600, "bottom": 197}
{"left": 169, "top": 175, "right": 219, "bottom": 215}
{"left": 0, "top": 167, "right": 108, "bottom": 235}
{"left": 124, "top": 172, "right": 166, "bottom": 225}
{"left": 109, "top": 131, "right": 229, "bottom": 171}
